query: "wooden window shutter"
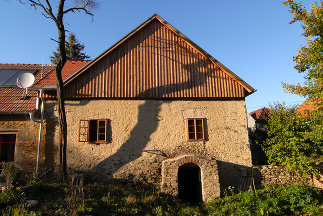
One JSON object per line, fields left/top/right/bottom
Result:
{"left": 79, "top": 120, "right": 89, "bottom": 142}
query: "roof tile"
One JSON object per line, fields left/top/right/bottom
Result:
{"left": 0, "top": 61, "right": 88, "bottom": 113}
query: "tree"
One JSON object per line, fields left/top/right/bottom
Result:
{"left": 280, "top": 0, "right": 322, "bottom": 175}
{"left": 262, "top": 103, "right": 321, "bottom": 176}
{"left": 22, "top": 0, "right": 96, "bottom": 181}
{"left": 50, "top": 32, "right": 90, "bottom": 65}
{"left": 282, "top": 0, "right": 322, "bottom": 112}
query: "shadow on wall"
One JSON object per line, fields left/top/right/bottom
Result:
{"left": 217, "top": 160, "right": 261, "bottom": 195}
{"left": 84, "top": 35, "right": 218, "bottom": 182}
{"left": 67, "top": 23, "right": 247, "bottom": 193}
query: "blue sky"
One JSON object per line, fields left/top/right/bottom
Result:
{"left": 1, "top": 0, "right": 315, "bottom": 112}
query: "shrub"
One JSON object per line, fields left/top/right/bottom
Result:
{"left": 262, "top": 103, "right": 321, "bottom": 176}
{"left": 1, "top": 162, "right": 18, "bottom": 190}
{"left": 0, "top": 189, "right": 23, "bottom": 209}
{"left": 204, "top": 184, "right": 321, "bottom": 216}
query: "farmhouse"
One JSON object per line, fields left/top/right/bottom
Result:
{"left": 1, "top": 14, "right": 255, "bottom": 202}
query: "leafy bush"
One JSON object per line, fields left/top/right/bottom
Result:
{"left": 1, "top": 162, "right": 18, "bottom": 189}
{"left": 204, "top": 184, "right": 321, "bottom": 216}
{"left": 0, "top": 189, "right": 23, "bottom": 209}
{"left": 1, "top": 204, "right": 40, "bottom": 216}
{"left": 262, "top": 103, "right": 321, "bottom": 176}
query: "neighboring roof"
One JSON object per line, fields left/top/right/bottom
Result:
{"left": 297, "top": 101, "right": 315, "bottom": 116}
{"left": 33, "top": 60, "right": 89, "bottom": 88}
{"left": 0, "top": 87, "right": 38, "bottom": 113}
{"left": 0, "top": 64, "right": 55, "bottom": 113}
{"left": 0, "top": 64, "right": 55, "bottom": 87}
{"left": 63, "top": 14, "right": 255, "bottom": 98}
{"left": 249, "top": 107, "right": 270, "bottom": 120}
{"left": 0, "top": 61, "right": 87, "bottom": 113}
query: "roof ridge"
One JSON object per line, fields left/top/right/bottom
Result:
{"left": 0, "top": 63, "right": 54, "bottom": 66}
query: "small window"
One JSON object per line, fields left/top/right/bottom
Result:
{"left": 0, "top": 133, "right": 16, "bottom": 162}
{"left": 79, "top": 119, "right": 108, "bottom": 143}
{"left": 186, "top": 118, "right": 205, "bottom": 141}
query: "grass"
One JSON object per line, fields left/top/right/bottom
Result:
{"left": 0, "top": 183, "right": 321, "bottom": 216}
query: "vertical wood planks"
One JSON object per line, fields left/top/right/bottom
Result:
{"left": 61, "top": 20, "right": 246, "bottom": 99}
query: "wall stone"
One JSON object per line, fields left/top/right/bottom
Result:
{"left": 0, "top": 114, "right": 49, "bottom": 172}
{"left": 253, "top": 165, "right": 317, "bottom": 188}
{"left": 161, "top": 155, "right": 220, "bottom": 202}
{"left": 44, "top": 99, "right": 251, "bottom": 199}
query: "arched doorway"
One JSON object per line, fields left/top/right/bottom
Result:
{"left": 178, "top": 163, "right": 202, "bottom": 204}
{"left": 161, "top": 155, "right": 220, "bottom": 202}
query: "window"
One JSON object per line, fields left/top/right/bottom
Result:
{"left": 0, "top": 133, "right": 16, "bottom": 162}
{"left": 79, "top": 119, "right": 108, "bottom": 143}
{"left": 186, "top": 118, "right": 205, "bottom": 141}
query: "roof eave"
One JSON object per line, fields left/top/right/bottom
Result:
{"left": 0, "top": 110, "right": 35, "bottom": 115}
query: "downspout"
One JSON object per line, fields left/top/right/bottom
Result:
{"left": 29, "top": 89, "right": 44, "bottom": 175}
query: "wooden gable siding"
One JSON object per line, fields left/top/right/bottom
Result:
{"left": 50, "top": 20, "right": 246, "bottom": 99}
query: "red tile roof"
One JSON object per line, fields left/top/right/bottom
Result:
{"left": 0, "top": 64, "right": 55, "bottom": 113}
{"left": 249, "top": 107, "right": 270, "bottom": 120}
{"left": 0, "top": 61, "right": 88, "bottom": 113}
{"left": 297, "top": 101, "right": 315, "bottom": 116}
{"left": 33, "top": 60, "right": 89, "bottom": 88}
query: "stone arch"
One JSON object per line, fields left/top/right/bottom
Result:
{"left": 161, "top": 155, "right": 220, "bottom": 202}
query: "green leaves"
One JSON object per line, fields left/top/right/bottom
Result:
{"left": 50, "top": 32, "right": 90, "bottom": 65}
{"left": 282, "top": 1, "right": 322, "bottom": 102}
{"left": 204, "top": 184, "right": 321, "bottom": 215}
{"left": 262, "top": 103, "right": 322, "bottom": 176}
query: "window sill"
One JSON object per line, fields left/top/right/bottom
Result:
{"left": 187, "top": 140, "right": 205, "bottom": 144}
{"left": 86, "top": 141, "right": 108, "bottom": 144}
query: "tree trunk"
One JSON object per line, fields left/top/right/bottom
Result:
{"left": 22, "top": 0, "right": 95, "bottom": 182}
{"left": 55, "top": 2, "right": 68, "bottom": 181}
{"left": 55, "top": 61, "right": 67, "bottom": 181}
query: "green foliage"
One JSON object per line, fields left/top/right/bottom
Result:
{"left": 282, "top": 1, "right": 323, "bottom": 154}
{"left": 0, "top": 183, "right": 321, "bottom": 215}
{"left": 1, "top": 162, "right": 18, "bottom": 189}
{"left": 50, "top": 32, "right": 90, "bottom": 65}
{"left": 1, "top": 204, "right": 40, "bottom": 216}
{"left": 204, "top": 184, "right": 321, "bottom": 216}
{"left": 22, "top": 183, "right": 64, "bottom": 203}
{"left": 249, "top": 128, "right": 269, "bottom": 165}
{"left": 282, "top": 0, "right": 322, "bottom": 102}
{"left": 0, "top": 189, "right": 22, "bottom": 208}
{"left": 262, "top": 103, "right": 321, "bottom": 176}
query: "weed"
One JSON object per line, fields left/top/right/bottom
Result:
{"left": 1, "top": 162, "right": 18, "bottom": 190}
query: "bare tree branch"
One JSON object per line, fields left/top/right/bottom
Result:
{"left": 50, "top": 38, "right": 59, "bottom": 43}
{"left": 41, "top": 12, "right": 51, "bottom": 19}
{"left": 63, "top": 7, "right": 93, "bottom": 16}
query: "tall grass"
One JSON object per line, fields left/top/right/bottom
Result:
{"left": 0, "top": 183, "right": 321, "bottom": 215}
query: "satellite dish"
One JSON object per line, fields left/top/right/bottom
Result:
{"left": 16, "top": 73, "right": 35, "bottom": 99}
{"left": 17, "top": 73, "right": 35, "bottom": 88}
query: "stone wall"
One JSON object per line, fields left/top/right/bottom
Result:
{"left": 253, "top": 165, "right": 318, "bottom": 188}
{"left": 161, "top": 155, "right": 220, "bottom": 202}
{"left": 44, "top": 99, "right": 251, "bottom": 199}
{"left": 0, "top": 114, "right": 49, "bottom": 172}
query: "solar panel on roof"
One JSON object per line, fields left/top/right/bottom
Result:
{"left": 0, "top": 70, "right": 36, "bottom": 87}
